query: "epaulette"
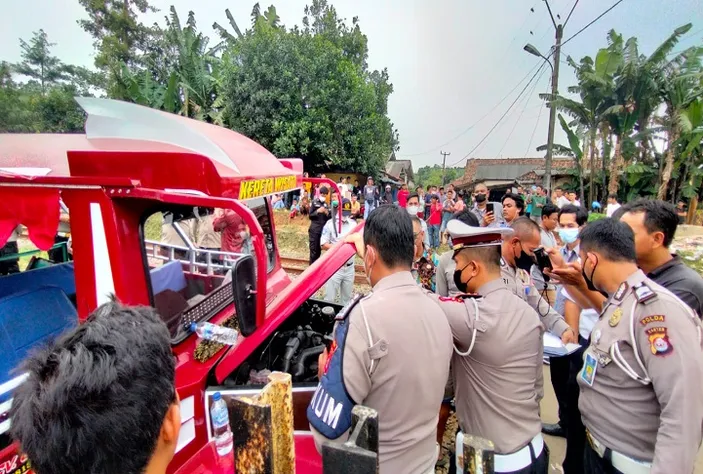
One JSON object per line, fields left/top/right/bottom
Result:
{"left": 634, "top": 282, "right": 657, "bottom": 305}
{"left": 335, "top": 293, "right": 367, "bottom": 320}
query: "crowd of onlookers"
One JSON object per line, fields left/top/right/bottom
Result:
{"left": 6, "top": 171, "right": 703, "bottom": 474}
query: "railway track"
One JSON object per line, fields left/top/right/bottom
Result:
{"left": 280, "top": 256, "right": 367, "bottom": 285}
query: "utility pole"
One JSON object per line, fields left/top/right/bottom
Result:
{"left": 440, "top": 151, "right": 451, "bottom": 186}
{"left": 524, "top": 0, "right": 578, "bottom": 193}
{"left": 544, "top": 24, "right": 562, "bottom": 193}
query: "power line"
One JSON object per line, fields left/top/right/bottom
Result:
{"left": 498, "top": 69, "right": 546, "bottom": 156}
{"left": 561, "top": 0, "right": 625, "bottom": 48}
{"left": 563, "top": 0, "right": 580, "bottom": 27}
{"left": 448, "top": 62, "right": 549, "bottom": 167}
{"left": 525, "top": 76, "right": 550, "bottom": 157}
{"left": 398, "top": 61, "right": 542, "bottom": 157}
{"left": 497, "top": 66, "right": 549, "bottom": 157}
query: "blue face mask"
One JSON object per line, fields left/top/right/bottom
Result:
{"left": 558, "top": 228, "right": 580, "bottom": 244}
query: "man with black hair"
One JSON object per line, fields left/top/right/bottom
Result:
{"left": 542, "top": 205, "right": 590, "bottom": 469}
{"left": 407, "top": 192, "right": 431, "bottom": 249}
{"left": 321, "top": 198, "right": 357, "bottom": 305}
{"left": 10, "top": 301, "right": 180, "bottom": 474}
{"left": 428, "top": 221, "right": 549, "bottom": 474}
{"left": 501, "top": 192, "right": 525, "bottom": 225}
{"left": 573, "top": 218, "right": 703, "bottom": 474}
{"left": 471, "top": 182, "right": 505, "bottom": 228}
{"left": 530, "top": 203, "right": 560, "bottom": 306}
{"left": 555, "top": 187, "right": 570, "bottom": 208}
{"left": 531, "top": 185, "right": 547, "bottom": 224}
{"left": 501, "top": 216, "right": 576, "bottom": 343}
{"left": 363, "top": 176, "right": 379, "bottom": 219}
{"left": 550, "top": 201, "right": 703, "bottom": 320}
{"left": 309, "top": 205, "right": 452, "bottom": 474}
{"left": 309, "top": 185, "right": 331, "bottom": 264}
{"left": 619, "top": 199, "right": 703, "bottom": 318}
{"left": 605, "top": 193, "right": 621, "bottom": 217}
{"left": 436, "top": 210, "right": 480, "bottom": 297}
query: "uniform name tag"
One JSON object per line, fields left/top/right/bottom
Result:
{"left": 581, "top": 352, "right": 598, "bottom": 386}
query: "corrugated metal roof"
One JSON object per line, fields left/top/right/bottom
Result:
{"left": 385, "top": 160, "right": 414, "bottom": 179}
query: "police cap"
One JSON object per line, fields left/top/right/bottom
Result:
{"left": 342, "top": 198, "right": 352, "bottom": 216}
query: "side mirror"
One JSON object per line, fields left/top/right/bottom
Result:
{"left": 231, "top": 255, "right": 258, "bottom": 337}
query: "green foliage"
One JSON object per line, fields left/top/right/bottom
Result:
{"left": 0, "top": 30, "right": 88, "bottom": 133}
{"left": 558, "top": 25, "right": 703, "bottom": 201}
{"left": 220, "top": 0, "right": 397, "bottom": 174}
{"left": 3, "top": 1, "right": 396, "bottom": 177}
{"left": 13, "top": 29, "right": 68, "bottom": 93}
{"left": 415, "top": 165, "right": 463, "bottom": 188}
{"left": 77, "top": 0, "right": 156, "bottom": 70}
{"left": 587, "top": 213, "right": 606, "bottom": 222}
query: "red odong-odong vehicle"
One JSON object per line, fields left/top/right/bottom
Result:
{"left": 0, "top": 98, "right": 361, "bottom": 474}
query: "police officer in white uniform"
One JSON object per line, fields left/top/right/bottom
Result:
{"left": 501, "top": 217, "right": 577, "bottom": 343}
{"left": 574, "top": 218, "right": 703, "bottom": 474}
{"left": 321, "top": 198, "right": 357, "bottom": 306}
{"left": 427, "top": 220, "right": 549, "bottom": 474}
{"left": 308, "top": 205, "right": 452, "bottom": 474}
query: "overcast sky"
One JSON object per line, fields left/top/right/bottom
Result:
{"left": 2, "top": 0, "right": 702, "bottom": 170}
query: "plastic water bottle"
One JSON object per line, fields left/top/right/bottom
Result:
{"left": 210, "top": 392, "right": 233, "bottom": 456}
{"left": 190, "top": 322, "right": 239, "bottom": 345}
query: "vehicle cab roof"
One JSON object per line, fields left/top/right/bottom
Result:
{"left": 0, "top": 98, "right": 303, "bottom": 197}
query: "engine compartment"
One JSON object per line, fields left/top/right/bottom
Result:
{"left": 224, "top": 298, "right": 342, "bottom": 386}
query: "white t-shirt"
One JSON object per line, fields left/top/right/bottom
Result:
{"left": 556, "top": 196, "right": 570, "bottom": 208}
{"left": 337, "top": 183, "right": 350, "bottom": 200}
{"left": 606, "top": 202, "right": 621, "bottom": 217}
{"left": 561, "top": 287, "right": 599, "bottom": 340}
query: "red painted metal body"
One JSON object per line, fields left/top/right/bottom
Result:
{"left": 0, "top": 99, "right": 359, "bottom": 474}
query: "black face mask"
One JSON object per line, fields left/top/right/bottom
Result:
{"left": 475, "top": 193, "right": 487, "bottom": 203}
{"left": 514, "top": 243, "right": 535, "bottom": 272}
{"left": 582, "top": 256, "right": 609, "bottom": 298}
{"left": 454, "top": 263, "right": 471, "bottom": 294}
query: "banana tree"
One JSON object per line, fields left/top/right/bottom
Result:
{"left": 630, "top": 24, "right": 693, "bottom": 168}
{"left": 656, "top": 44, "right": 703, "bottom": 199}
{"left": 213, "top": 8, "right": 244, "bottom": 45}
{"left": 675, "top": 98, "right": 703, "bottom": 201}
{"left": 558, "top": 114, "right": 586, "bottom": 203}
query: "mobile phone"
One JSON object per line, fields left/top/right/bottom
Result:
{"left": 533, "top": 247, "right": 552, "bottom": 281}
{"left": 486, "top": 203, "right": 494, "bottom": 214}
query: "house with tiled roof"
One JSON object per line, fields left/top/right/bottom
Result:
{"left": 452, "top": 157, "right": 575, "bottom": 193}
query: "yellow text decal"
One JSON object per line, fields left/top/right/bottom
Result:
{"left": 238, "top": 175, "right": 297, "bottom": 200}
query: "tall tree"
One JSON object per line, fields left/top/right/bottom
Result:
{"left": 77, "top": 0, "right": 157, "bottom": 97}
{"left": 221, "top": 3, "right": 397, "bottom": 174}
{"left": 13, "top": 29, "right": 67, "bottom": 93}
{"left": 603, "top": 34, "right": 639, "bottom": 195}
{"left": 656, "top": 42, "right": 703, "bottom": 198}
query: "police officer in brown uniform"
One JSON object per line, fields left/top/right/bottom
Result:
{"left": 501, "top": 216, "right": 577, "bottom": 343}
{"left": 575, "top": 218, "right": 703, "bottom": 474}
{"left": 308, "top": 205, "right": 452, "bottom": 474}
{"left": 427, "top": 220, "right": 548, "bottom": 473}
{"left": 435, "top": 210, "right": 480, "bottom": 297}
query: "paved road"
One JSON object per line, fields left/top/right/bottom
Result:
{"left": 540, "top": 365, "right": 703, "bottom": 473}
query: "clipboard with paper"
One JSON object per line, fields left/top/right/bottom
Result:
{"left": 543, "top": 332, "right": 581, "bottom": 357}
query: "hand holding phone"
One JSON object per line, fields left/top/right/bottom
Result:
{"left": 534, "top": 247, "right": 553, "bottom": 281}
